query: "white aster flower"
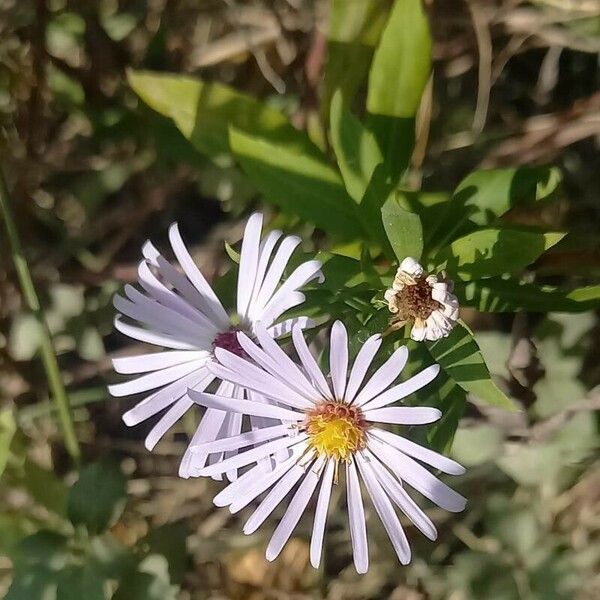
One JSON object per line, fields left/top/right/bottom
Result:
{"left": 187, "top": 321, "right": 466, "bottom": 574}
{"left": 384, "top": 257, "right": 459, "bottom": 342}
{"left": 109, "top": 213, "right": 323, "bottom": 479}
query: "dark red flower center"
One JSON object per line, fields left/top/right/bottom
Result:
{"left": 212, "top": 329, "right": 247, "bottom": 358}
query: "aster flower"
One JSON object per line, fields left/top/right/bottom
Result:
{"left": 187, "top": 321, "right": 466, "bottom": 573}
{"left": 384, "top": 257, "right": 459, "bottom": 342}
{"left": 108, "top": 213, "right": 323, "bottom": 479}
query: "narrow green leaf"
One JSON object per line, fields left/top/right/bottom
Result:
{"left": 229, "top": 127, "right": 361, "bottom": 239}
{"left": 67, "top": 459, "right": 126, "bottom": 534}
{"left": 455, "top": 278, "right": 600, "bottom": 313}
{"left": 0, "top": 408, "right": 16, "bottom": 478}
{"left": 427, "top": 382, "right": 467, "bottom": 453}
{"left": 128, "top": 70, "right": 319, "bottom": 160}
{"left": 436, "top": 228, "right": 566, "bottom": 280}
{"left": 431, "top": 166, "right": 561, "bottom": 249}
{"left": 427, "top": 322, "right": 517, "bottom": 410}
{"left": 323, "top": 0, "right": 392, "bottom": 117}
{"left": 381, "top": 192, "right": 424, "bottom": 261}
{"left": 330, "top": 90, "right": 383, "bottom": 202}
{"left": 366, "top": 0, "right": 432, "bottom": 179}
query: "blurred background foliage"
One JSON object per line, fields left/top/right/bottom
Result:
{"left": 1, "top": 0, "right": 599, "bottom": 598}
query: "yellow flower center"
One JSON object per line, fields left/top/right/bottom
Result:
{"left": 305, "top": 401, "right": 366, "bottom": 462}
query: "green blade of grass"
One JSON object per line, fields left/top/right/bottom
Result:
{"left": 0, "top": 165, "right": 80, "bottom": 464}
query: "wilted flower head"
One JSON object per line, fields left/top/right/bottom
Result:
{"left": 109, "top": 213, "right": 323, "bottom": 479}
{"left": 385, "top": 257, "right": 459, "bottom": 342}
{"left": 188, "top": 321, "right": 466, "bottom": 573}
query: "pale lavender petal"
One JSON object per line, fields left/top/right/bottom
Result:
{"left": 371, "top": 429, "right": 465, "bottom": 475}
{"left": 356, "top": 453, "right": 411, "bottom": 564}
{"left": 353, "top": 346, "right": 409, "bottom": 406}
{"left": 265, "top": 456, "right": 325, "bottom": 561}
{"left": 310, "top": 458, "right": 335, "bottom": 568}
{"left": 364, "top": 406, "right": 441, "bottom": 425}
{"left": 345, "top": 334, "right": 382, "bottom": 403}
{"left": 237, "top": 213, "right": 263, "bottom": 319}
{"left": 292, "top": 324, "right": 333, "bottom": 400}
{"left": 346, "top": 460, "right": 369, "bottom": 574}
{"left": 360, "top": 364, "right": 440, "bottom": 411}
{"left": 329, "top": 321, "right": 348, "bottom": 400}
{"left": 112, "top": 350, "right": 208, "bottom": 375}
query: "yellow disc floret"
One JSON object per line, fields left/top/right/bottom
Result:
{"left": 305, "top": 401, "right": 366, "bottom": 462}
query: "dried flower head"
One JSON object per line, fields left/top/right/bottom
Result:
{"left": 385, "top": 257, "right": 459, "bottom": 341}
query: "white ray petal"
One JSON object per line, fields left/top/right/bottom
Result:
{"left": 369, "top": 438, "right": 467, "bottom": 513}
{"left": 248, "top": 325, "right": 319, "bottom": 400}
{"left": 268, "top": 316, "right": 314, "bottom": 339}
{"left": 144, "top": 396, "right": 193, "bottom": 450}
{"left": 191, "top": 424, "right": 290, "bottom": 455}
{"left": 346, "top": 460, "right": 369, "bottom": 574}
{"left": 197, "top": 434, "right": 307, "bottom": 477}
{"left": 363, "top": 448, "right": 437, "bottom": 541}
{"left": 259, "top": 290, "right": 306, "bottom": 327}
{"left": 237, "top": 213, "right": 263, "bottom": 319}
{"left": 345, "top": 335, "right": 382, "bottom": 403}
{"left": 211, "top": 348, "right": 313, "bottom": 409}
{"left": 292, "top": 324, "right": 333, "bottom": 400}
{"left": 112, "top": 350, "right": 209, "bottom": 375}
{"left": 179, "top": 407, "right": 227, "bottom": 478}
{"left": 114, "top": 315, "right": 197, "bottom": 351}
{"left": 364, "top": 406, "right": 441, "bottom": 425}
{"left": 188, "top": 388, "right": 304, "bottom": 421}
{"left": 266, "top": 456, "right": 325, "bottom": 561}
{"left": 109, "top": 360, "right": 204, "bottom": 397}
{"left": 330, "top": 321, "right": 348, "bottom": 400}
{"left": 310, "top": 458, "right": 335, "bottom": 568}
{"left": 353, "top": 346, "right": 408, "bottom": 406}
{"left": 168, "top": 223, "right": 229, "bottom": 325}
{"left": 224, "top": 444, "right": 307, "bottom": 511}
{"left": 260, "top": 260, "right": 322, "bottom": 323}
{"left": 248, "top": 229, "right": 282, "bottom": 310}
{"left": 371, "top": 429, "right": 465, "bottom": 475}
{"left": 250, "top": 235, "right": 301, "bottom": 319}
{"left": 243, "top": 458, "right": 311, "bottom": 535}
{"left": 122, "top": 369, "right": 211, "bottom": 426}
{"left": 356, "top": 454, "right": 411, "bottom": 564}
{"left": 360, "top": 364, "right": 440, "bottom": 411}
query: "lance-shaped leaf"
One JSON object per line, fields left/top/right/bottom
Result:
{"left": 427, "top": 322, "right": 517, "bottom": 410}
{"left": 429, "top": 166, "right": 561, "bottom": 249}
{"left": 381, "top": 192, "right": 424, "bottom": 261}
{"left": 436, "top": 228, "right": 566, "bottom": 281}
{"left": 128, "top": 70, "right": 320, "bottom": 160}
{"left": 323, "top": 0, "right": 392, "bottom": 118}
{"left": 229, "top": 127, "right": 361, "bottom": 239}
{"left": 366, "top": 0, "right": 432, "bottom": 180}
{"left": 455, "top": 278, "right": 600, "bottom": 313}
{"left": 330, "top": 90, "right": 383, "bottom": 202}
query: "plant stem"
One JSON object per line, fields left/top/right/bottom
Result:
{"left": 0, "top": 166, "right": 80, "bottom": 464}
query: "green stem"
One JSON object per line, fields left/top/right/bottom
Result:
{"left": 0, "top": 166, "right": 80, "bottom": 464}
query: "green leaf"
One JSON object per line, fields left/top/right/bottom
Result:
{"left": 431, "top": 166, "right": 561, "bottom": 249}
{"left": 451, "top": 425, "right": 503, "bottom": 466}
{"left": 229, "top": 127, "right": 361, "bottom": 239}
{"left": 67, "top": 459, "right": 127, "bottom": 534}
{"left": 113, "top": 556, "right": 179, "bottom": 600}
{"left": 366, "top": 0, "right": 432, "bottom": 180}
{"left": 0, "top": 408, "right": 16, "bottom": 477}
{"left": 56, "top": 566, "right": 106, "bottom": 600}
{"left": 23, "top": 459, "right": 68, "bottom": 517}
{"left": 141, "top": 522, "right": 189, "bottom": 585}
{"left": 426, "top": 380, "right": 467, "bottom": 453}
{"left": 455, "top": 278, "right": 600, "bottom": 313}
{"left": 426, "top": 322, "right": 517, "bottom": 410}
{"left": 323, "top": 0, "right": 392, "bottom": 117}
{"left": 329, "top": 90, "right": 383, "bottom": 202}
{"left": 128, "top": 70, "right": 319, "bottom": 160}
{"left": 436, "top": 228, "right": 566, "bottom": 280}
{"left": 381, "top": 192, "right": 424, "bottom": 261}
